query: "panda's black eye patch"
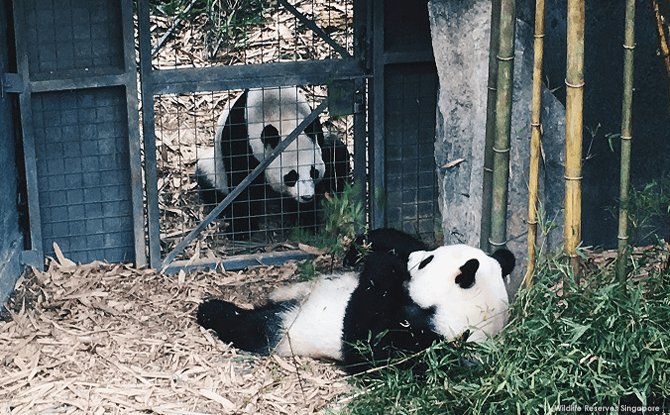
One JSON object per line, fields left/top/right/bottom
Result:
{"left": 284, "top": 170, "right": 298, "bottom": 187}
{"left": 261, "top": 125, "right": 281, "bottom": 149}
{"left": 310, "top": 166, "right": 319, "bottom": 179}
{"left": 418, "top": 255, "right": 434, "bottom": 270}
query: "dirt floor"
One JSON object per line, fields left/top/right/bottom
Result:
{"left": 0, "top": 249, "right": 352, "bottom": 414}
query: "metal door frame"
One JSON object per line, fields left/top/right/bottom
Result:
{"left": 137, "top": 0, "right": 368, "bottom": 270}
{"left": 7, "top": 0, "right": 146, "bottom": 269}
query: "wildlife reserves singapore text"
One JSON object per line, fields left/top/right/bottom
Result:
{"left": 554, "top": 404, "right": 664, "bottom": 413}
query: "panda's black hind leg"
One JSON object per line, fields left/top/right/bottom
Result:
{"left": 197, "top": 298, "right": 292, "bottom": 355}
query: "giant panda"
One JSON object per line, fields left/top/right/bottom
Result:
{"left": 317, "top": 133, "right": 351, "bottom": 196}
{"left": 195, "top": 86, "right": 350, "bottom": 238}
{"left": 197, "top": 240, "right": 515, "bottom": 374}
{"left": 342, "top": 227, "right": 428, "bottom": 267}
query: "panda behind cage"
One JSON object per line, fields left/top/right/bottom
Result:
{"left": 195, "top": 86, "right": 351, "bottom": 240}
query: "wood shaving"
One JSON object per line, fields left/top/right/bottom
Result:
{"left": 1, "top": 256, "right": 350, "bottom": 414}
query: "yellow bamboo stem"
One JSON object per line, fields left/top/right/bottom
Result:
{"left": 524, "top": 0, "right": 546, "bottom": 288}
{"left": 565, "top": 0, "right": 585, "bottom": 282}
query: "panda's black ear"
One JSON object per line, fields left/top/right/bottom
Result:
{"left": 455, "top": 259, "right": 479, "bottom": 289}
{"left": 491, "top": 249, "right": 515, "bottom": 277}
{"left": 261, "top": 125, "right": 281, "bottom": 150}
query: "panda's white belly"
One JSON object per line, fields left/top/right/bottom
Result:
{"left": 274, "top": 272, "right": 358, "bottom": 361}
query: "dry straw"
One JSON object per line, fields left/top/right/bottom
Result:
{"left": 1, "top": 249, "right": 348, "bottom": 414}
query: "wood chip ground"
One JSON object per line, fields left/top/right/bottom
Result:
{"left": 1, "top": 253, "right": 351, "bottom": 414}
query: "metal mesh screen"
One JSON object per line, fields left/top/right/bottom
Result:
{"left": 32, "top": 88, "right": 136, "bottom": 263}
{"left": 148, "top": 1, "right": 356, "bottom": 260}
{"left": 25, "top": 0, "right": 124, "bottom": 78}
{"left": 155, "top": 86, "right": 353, "bottom": 259}
{"left": 384, "top": 63, "right": 439, "bottom": 240}
{"left": 150, "top": 0, "right": 354, "bottom": 69}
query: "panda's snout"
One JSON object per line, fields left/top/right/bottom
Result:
{"left": 300, "top": 194, "right": 314, "bottom": 202}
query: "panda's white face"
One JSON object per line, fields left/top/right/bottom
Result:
{"left": 246, "top": 87, "right": 326, "bottom": 203}
{"left": 407, "top": 245, "right": 510, "bottom": 342}
{"left": 263, "top": 133, "right": 326, "bottom": 202}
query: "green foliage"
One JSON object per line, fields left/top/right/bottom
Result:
{"left": 322, "top": 184, "right": 366, "bottom": 251}
{"left": 289, "top": 226, "right": 338, "bottom": 251}
{"left": 343, "top": 255, "right": 670, "bottom": 414}
{"left": 627, "top": 173, "right": 670, "bottom": 244}
{"left": 150, "top": 0, "right": 269, "bottom": 46}
{"left": 297, "top": 260, "right": 319, "bottom": 282}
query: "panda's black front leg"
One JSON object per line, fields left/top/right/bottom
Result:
{"left": 297, "top": 198, "right": 319, "bottom": 234}
{"left": 341, "top": 253, "right": 413, "bottom": 373}
{"left": 226, "top": 180, "right": 266, "bottom": 240}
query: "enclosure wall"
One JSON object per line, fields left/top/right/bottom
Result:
{"left": 0, "top": 0, "right": 24, "bottom": 304}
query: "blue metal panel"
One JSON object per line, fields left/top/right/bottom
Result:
{"left": 31, "top": 88, "right": 135, "bottom": 264}
{"left": 384, "top": 63, "right": 438, "bottom": 239}
{"left": 12, "top": 0, "right": 146, "bottom": 267}
{"left": 0, "top": 0, "right": 24, "bottom": 305}
{"left": 24, "top": 0, "right": 124, "bottom": 80}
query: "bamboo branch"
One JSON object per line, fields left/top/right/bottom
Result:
{"left": 652, "top": 0, "right": 670, "bottom": 112}
{"left": 524, "top": 0, "right": 546, "bottom": 288}
{"left": 564, "top": 0, "right": 585, "bottom": 282}
{"left": 489, "top": 0, "right": 516, "bottom": 251}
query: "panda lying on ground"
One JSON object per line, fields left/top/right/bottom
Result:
{"left": 197, "top": 230, "right": 515, "bottom": 374}
{"left": 195, "top": 86, "right": 350, "bottom": 238}
{"left": 342, "top": 227, "right": 429, "bottom": 267}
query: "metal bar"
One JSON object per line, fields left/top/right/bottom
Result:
{"left": 12, "top": 0, "right": 44, "bottom": 269}
{"left": 352, "top": 0, "right": 369, "bottom": 228}
{"left": 369, "top": 0, "right": 386, "bottom": 229}
{"left": 382, "top": 50, "right": 434, "bottom": 65}
{"left": 275, "top": 0, "right": 352, "bottom": 59}
{"left": 160, "top": 99, "right": 330, "bottom": 270}
{"left": 151, "top": 59, "right": 364, "bottom": 94}
{"left": 122, "top": 0, "right": 147, "bottom": 268}
{"left": 26, "top": 73, "right": 130, "bottom": 93}
{"left": 137, "top": 0, "right": 162, "bottom": 268}
{"left": 162, "top": 251, "right": 316, "bottom": 275}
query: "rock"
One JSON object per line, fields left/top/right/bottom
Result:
{"left": 429, "top": 0, "right": 565, "bottom": 298}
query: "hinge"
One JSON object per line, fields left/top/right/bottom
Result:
{"left": 2, "top": 73, "right": 22, "bottom": 97}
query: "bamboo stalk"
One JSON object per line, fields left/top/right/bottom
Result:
{"left": 490, "top": 0, "right": 516, "bottom": 252}
{"left": 523, "top": 0, "right": 546, "bottom": 288}
{"left": 565, "top": 0, "right": 585, "bottom": 281}
{"left": 481, "top": 0, "right": 502, "bottom": 252}
{"left": 616, "top": 0, "right": 636, "bottom": 283}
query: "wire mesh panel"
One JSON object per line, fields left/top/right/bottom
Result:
{"left": 369, "top": 0, "right": 439, "bottom": 244}
{"left": 150, "top": 0, "right": 354, "bottom": 68}
{"left": 24, "top": 0, "right": 124, "bottom": 78}
{"left": 384, "top": 63, "right": 438, "bottom": 240}
{"left": 12, "top": 0, "right": 145, "bottom": 267}
{"left": 144, "top": 0, "right": 357, "bottom": 262}
{"left": 154, "top": 86, "right": 353, "bottom": 260}
{"left": 32, "top": 88, "right": 136, "bottom": 263}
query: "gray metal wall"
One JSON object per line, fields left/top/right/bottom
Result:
{"left": 0, "top": 0, "right": 24, "bottom": 305}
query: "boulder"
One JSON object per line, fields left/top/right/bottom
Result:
{"left": 429, "top": 0, "right": 565, "bottom": 298}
